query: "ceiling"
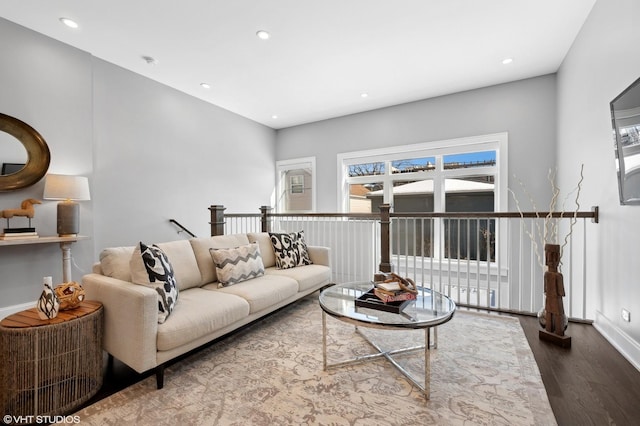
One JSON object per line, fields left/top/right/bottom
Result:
{"left": 0, "top": 0, "right": 596, "bottom": 129}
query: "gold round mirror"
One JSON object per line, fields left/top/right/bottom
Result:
{"left": 0, "top": 113, "right": 50, "bottom": 192}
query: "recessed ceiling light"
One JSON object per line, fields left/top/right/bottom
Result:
{"left": 256, "top": 30, "right": 270, "bottom": 40}
{"left": 200, "top": 83, "right": 211, "bottom": 89}
{"left": 59, "top": 17, "right": 79, "bottom": 29}
{"left": 272, "top": 115, "right": 278, "bottom": 119}
{"left": 502, "top": 58, "right": 513, "bottom": 65}
{"left": 361, "top": 93, "right": 369, "bottom": 98}
{"left": 141, "top": 55, "right": 158, "bottom": 66}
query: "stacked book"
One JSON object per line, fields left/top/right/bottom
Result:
{"left": 0, "top": 227, "right": 39, "bottom": 240}
{"left": 373, "top": 281, "right": 417, "bottom": 303}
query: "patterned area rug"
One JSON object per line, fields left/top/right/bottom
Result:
{"left": 64, "top": 294, "right": 556, "bottom": 425}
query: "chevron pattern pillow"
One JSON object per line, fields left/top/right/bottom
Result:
{"left": 209, "top": 243, "right": 265, "bottom": 287}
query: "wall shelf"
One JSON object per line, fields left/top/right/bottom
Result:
{"left": 0, "top": 235, "right": 89, "bottom": 282}
{"left": 0, "top": 235, "right": 88, "bottom": 247}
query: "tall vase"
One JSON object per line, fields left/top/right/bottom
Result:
{"left": 36, "top": 276, "right": 60, "bottom": 320}
{"left": 538, "top": 244, "right": 571, "bottom": 347}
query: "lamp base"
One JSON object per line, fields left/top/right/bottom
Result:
{"left": 57, "top": 201, "right": 80, "bottom": 237}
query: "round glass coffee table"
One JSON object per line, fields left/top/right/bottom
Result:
{"left": 319, "top": 281, "right": 456, "bottom": 399}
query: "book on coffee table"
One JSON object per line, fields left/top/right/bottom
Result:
{"left": 373, "top": 288, "right": 417, "bottom": 303}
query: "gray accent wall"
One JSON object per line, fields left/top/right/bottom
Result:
{"left": 276, "top": 74, "right": 558, "bottom": 213}
{"left": 0, "top": 18, "right": 275, "bottom": 311}
{"left": 557, "top": 0, "right": 640, "bottom": 368}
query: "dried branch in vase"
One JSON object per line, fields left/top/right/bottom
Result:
{"left": 508, "top": 164, "right": 584, "bottom": 270}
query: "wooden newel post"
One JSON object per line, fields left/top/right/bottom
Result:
{"left": 378, "top": 204, "right": 393, "bottom": 273}
{"left": 260, "top": 206, "right": 272, "bottom": 233}
{"left": 209, "top": 205, "right": 226, "bottom": 236}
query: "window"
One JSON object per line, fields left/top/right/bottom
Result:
{"left": 337, "top": 133, "right": 508, "bottom": 261}
{"left": 290, "top": 175, "right": 304, "bottom": 194}
{"left": 276, "top": 157, "right": 316, "bottom": 213}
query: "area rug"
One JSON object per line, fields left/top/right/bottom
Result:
{"left": 63, "top": 295, "right": 556, "bottom": 426}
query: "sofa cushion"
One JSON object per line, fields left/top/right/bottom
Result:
{"left": 190, "top": 234, "right": 251, "bottom": 285}
{"left": 265, "top": 264, "right": 332, "bottom": 292}
{"left": 247, "top": 232, "right": 276, "bottom": 268}
{"left": 269, "top": 231, "right": 312, "bottom": 269}
{"left": 210, "top": 243, "right": 265, "bottom": 286}
{"left": 130, "top": 242, "right": 179, "bottom": 324}
{"left": 156, "top": 240, "right": 202, "bottom": 291}
{"left": 99, "top": 246, "right": 135, "bottom": 281}
{"left": 157, "top": 288, "right": 250, "bottom": 351}
{"left": 203, "top": 274, "right": 298, "bottom": 314}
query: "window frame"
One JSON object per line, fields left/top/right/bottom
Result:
{"left": 276, "top": 157, "right": 316, "bottom": 213}
{"left": 337, "top": 133, "right": 508, "bottom": 213}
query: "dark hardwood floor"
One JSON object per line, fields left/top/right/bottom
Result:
{"left": 518, "top": 316, "right": 640, "bottom": 426}
{"left": 83, "top": 315, "right": 640, "bottom": 426}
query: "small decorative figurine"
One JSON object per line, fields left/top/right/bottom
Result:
{"left": 55, "top": 281, "right": 86, "bottom": 310}
{"left": 36, "top": 276, "right": 60, "bottom": 320}
{"left": 1, "top": 198, "right": 41, "bottom": 228}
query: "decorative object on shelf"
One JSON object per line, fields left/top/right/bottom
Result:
{"left": 35, "top": 276, "right": 60, "bottom": 320}
{"left": 1, "top": 198, "right": 41, "bottom": 231}
{"left": 54, "top": 281, "right": 86, "bottom": 310}
{"left": 43, "top": 174, "right": 91, "bottom": 236}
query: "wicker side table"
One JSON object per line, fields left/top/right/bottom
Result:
{"left": 0, "top": 301, "right": 103, "bottom": 418}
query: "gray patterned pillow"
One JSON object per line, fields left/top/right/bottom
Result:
{"left": 269, "top": 231, "right": 313, "bottom": 270}
{"left": 210, "top": 243, "right": 265, "bottom": 287}
{"left": 130, "top": 242, "right": 179, "bottom": 324}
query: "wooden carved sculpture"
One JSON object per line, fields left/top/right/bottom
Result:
{"left": 539, "top": 243, "right": 571, "bottom": 348}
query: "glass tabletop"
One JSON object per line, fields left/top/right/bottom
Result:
{"left": 319, "top": 281, "right": 456, "bottom": 329}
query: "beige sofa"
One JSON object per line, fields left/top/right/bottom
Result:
{"left": 82, "top": 232, "right": 332, "bottom": 388}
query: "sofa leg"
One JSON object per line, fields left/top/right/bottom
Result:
{"left": 156, "top": 364, "right": 165, "bottom": 389}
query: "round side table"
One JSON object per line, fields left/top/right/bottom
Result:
{"left": 0, "top": 301, "right": 103, "bottom": 418}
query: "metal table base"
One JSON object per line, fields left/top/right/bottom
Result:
{"left": 322, "top": 310, "right": 437, "bottom": 399}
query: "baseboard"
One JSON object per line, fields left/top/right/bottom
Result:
{"left": 0, "top": 300, "right": 35, "bottom": 321}
{"left": 594, "top": 310, "right": 640, "bottom": 372}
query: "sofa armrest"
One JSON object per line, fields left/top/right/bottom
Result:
{"left": 307, "top": 246, "right": 330, "bottom": 267}
{"left": 82, "top": 273, "right": 159, "bottom": 373}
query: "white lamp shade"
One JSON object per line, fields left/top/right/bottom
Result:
{"left": 43, "top": 174, "right": 91, "bottom": 201}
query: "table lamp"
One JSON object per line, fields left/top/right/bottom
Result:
{"left": 43, "top": 174, "right": 90, "bottom": 236}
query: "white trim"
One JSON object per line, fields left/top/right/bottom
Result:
{"left": 336, "top": 132, "right": 508, "bottom": 213}
{"left": 594, "top": 310, "right": 640, "bottom": 372}
{"left": 0, "top": 300, "right": 36, "bottom": 321}
{"left": 276, "top": 156, "right": 316, "bottom": 212}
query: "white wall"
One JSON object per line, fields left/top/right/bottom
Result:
{"left": 557, "top": 0, "right": 640, "bottom": 368}
{"left": 0, "top": 18, "right": 275, "bottom": 314}
{"left": 277, "top": 75, "right": 558, "bottom": 214}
